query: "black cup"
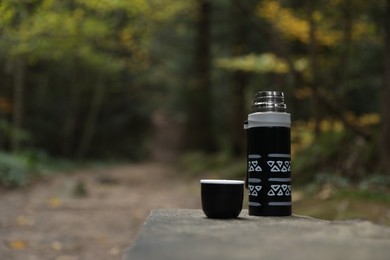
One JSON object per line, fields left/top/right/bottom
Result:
{"left": 200, "top": 179, "right": 244, "bottom": 219}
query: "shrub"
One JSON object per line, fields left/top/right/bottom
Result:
{"left": 0, "top": 152, "right": 40, "bottom": 188}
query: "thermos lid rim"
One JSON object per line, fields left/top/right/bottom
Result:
{"left": 200, "top": 179, "right": 245, "bottom": 185}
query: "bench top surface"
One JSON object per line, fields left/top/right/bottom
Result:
{"left": 125, "top": 209, "right": 390, "bottom": 260}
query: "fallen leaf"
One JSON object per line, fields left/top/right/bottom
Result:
{"left": 292, "top": 190, "right": 303, "bottom": 202}
{"left": 51, "top": 241, "right": 63, "bottom": 251}
{"left": 108, "top": 247, "right": 120, "bottom": 256}
{"left": 132, "top": 208, "right": 146, "bottom": 220}
{"left": 48, "top": 197, "right": 62, "bottom": 208}
{"left": 17, "top": 215, "right": 35, "bottom": 226}
{"left": 8, "top": 239, "right": 28, "bottom": 250}
{"left": 97, "top": 235, "right": 108, "bottom": 245}
{"left": 56, "top": 256, "right": 79, "bottom": 260}
{"left": 317, "top": 184, "right": 333, "bottom": 200}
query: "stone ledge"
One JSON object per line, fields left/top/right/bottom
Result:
{"left": 124, "top": 209, "right": 390, "bottom": 260}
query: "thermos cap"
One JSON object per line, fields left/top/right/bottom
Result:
{"left": 252, "top": 91, "right": 287, "bottom": 112}
{"left": 200, "top": 179, "right": 244, "bottom": 218}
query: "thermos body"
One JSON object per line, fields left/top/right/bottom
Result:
{"left": 246, "top": 91, "right": 292, "bottom": 216}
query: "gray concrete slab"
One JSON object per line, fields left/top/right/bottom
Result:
{"left": 124, "top": 209, "right": 390, "bottom": 260}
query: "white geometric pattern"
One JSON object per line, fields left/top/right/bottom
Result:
{"left": 267, "top": 184, "right": 291, "bottom": 196}
{"left": 248, "top": 185, "right": 262, "bottom": 197}
{"left": 248, "top": 161, "right": 262, "bottom": 172}
{"left": 267, "top": 160, "right": 291, "bottom": 172}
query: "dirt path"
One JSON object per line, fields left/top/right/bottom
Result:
{"left": 0, "top": 163, "right": 200, "bottom": 260}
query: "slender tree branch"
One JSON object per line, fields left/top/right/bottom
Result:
{"left": 233, "top": 0, "right": 304, "bottom": 88}
{"left": 234, "top": 0, "right": 372, "bottom": 140}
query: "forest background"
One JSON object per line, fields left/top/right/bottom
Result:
{"left": 0, "top": 0, "right": 390, "bottom": 217}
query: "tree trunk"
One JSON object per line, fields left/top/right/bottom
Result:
{"left": 62, "top": 66, "right": 82, "bottom": 156}
{"left": 339, "top": 0, "right": 352, "bottom": 102}
{"left": 380, "top": 0, "right": 390, "bottom": 174}
{"left": 230, "top": 0, "right": 248, "bottom": 157}
{"left": 308, "top": 0, "right": 321, "bottom": 135}
{"left": 11, "top": 58, "right": 25, "bottom": 153}
{"left": 77, "top": 76, "right": 106, "bottom": 160}
{"left": 184, "top": 0, "right": 217, "bottom": 152}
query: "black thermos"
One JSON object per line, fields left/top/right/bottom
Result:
{"left": 245, "top": 91, "right": 292, "bottom": 216}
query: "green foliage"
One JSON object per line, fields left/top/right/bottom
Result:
{"left": 72, "top": 180, "right": 88, "bottom": 198}
{"left": 215, "top": 53, "right": 308, "bottom": 74}
{"left": 293, "top": 131, "right": 343, "bottom": 184}
{"left": 0, "top": 0, "right": 193, "bottom": 159}
{"left": 0, "top": 149, "right": 91, "bottom": 188}
{"left": 178, "top": 152, "right": 212, "bottom": 175}
{"left": 0, "top": 152, "right": 40, "bottom": 187}
{"left": 337, "top": 188, "right": 390, "bottom": 204}
{"left": 294, "top": 192, "right": 390, "bottom": 225}
{"left": 0, "top": 119, "right": 31, "bottom": 144}
{"left": 334, "top": 174, "right": 390, "bottom": 203}
{"left": 293, "top": 129, "right": 378, "bottom": 185}
{"left": 294, "top": 166, "right": 390, "bottom": 224}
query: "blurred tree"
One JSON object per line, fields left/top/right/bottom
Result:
{"left": 0, "top": 0, "right": 388, "bottom": 176}
{"left": 215, "top": 0, "right": 386, "bottom": 176}
{"left": 0, "top": 1, "right": 29, "bottom": 153}
{"left": 11, "top": 58, "right": 25, "bottom": 153}
{"left": 229, "top": 0, "right": 250, "bottom": 157}
{"left": 307, "top": 0, "right": 321, "bottom": 134}
{"left": 0, "top": 0, "right": 189, "bottom": 159}
{"left": 184, "top": 0, "right": 217, "bottom": 153}
{"left": 381, "top": 0, "right": 390, "bottom": 174}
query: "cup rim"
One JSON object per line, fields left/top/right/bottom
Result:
{"left": 200, "top": 179, "right": 244, "bottom": 185}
